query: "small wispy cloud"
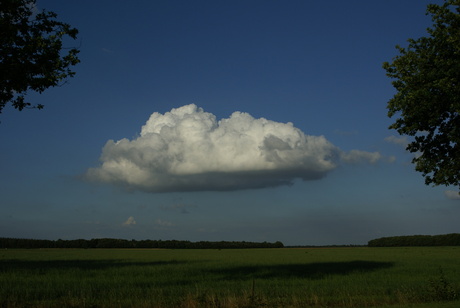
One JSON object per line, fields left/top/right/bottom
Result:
{"left": 333, "top": 129, "right": 358, "bottom": 136}
{"left": 444, "top": 190, "right": 460, "bottom": 200}
{"left": 160, "top": 203, "right": 196, "bottom": 214}
{"left": 155, "top": 219, "right": 174, "bottom": 227}
{"left": 101, "top": 48, "right": 114, "bottom": 53}
{"left": 386, "top": 156, "right": 397, "bottom": 163}
{"left": 340, "top": 150, "right": 382, "bottom": 164}
{"left": 385, "top": 135, "right": 409, "bottom": 147}
{"left": 122, "top": 216, "right": 136, "bottom": 226}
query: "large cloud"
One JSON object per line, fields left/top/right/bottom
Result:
{"left": 86, "top": 104, "right": 381, "bottom": 192}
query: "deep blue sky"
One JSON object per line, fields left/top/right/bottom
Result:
{"left": 1, "top": 0, "right": 458, "bottom": 245}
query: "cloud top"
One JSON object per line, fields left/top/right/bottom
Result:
{"left": 86, "top": 104, "right": 381, "bottom": 192}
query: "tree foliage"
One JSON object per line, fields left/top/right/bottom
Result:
{"left": 383, "top": 0, "right": 460, "bottom": 189}
{"left": 368, "top": 233, "right": 460, "bottom": 247}
{"left": 0, "top": 0, "right": 79, "bottom": 113}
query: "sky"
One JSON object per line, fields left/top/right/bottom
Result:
{"left": 1, "top": 0, "right": 459, "bottom": 246}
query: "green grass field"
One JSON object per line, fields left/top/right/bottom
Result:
{"left": 0, "top": 247, "right": 459, "bottom": 307}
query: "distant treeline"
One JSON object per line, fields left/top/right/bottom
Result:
{"left": 286, "top": 245, "right": 366, "bottom": 248}
{"left": 368, "top": 233, "right": 460, "bottom": 247}
{"left": 0, "top": 237, "right": 284, "bottom": 249}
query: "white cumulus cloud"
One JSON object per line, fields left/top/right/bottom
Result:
{"left": 86, "top": 104, "right": 382, "bottom": 192}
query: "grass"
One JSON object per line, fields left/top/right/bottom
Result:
{"left": 0, "top": 247, "right": 459, "bottom": 307}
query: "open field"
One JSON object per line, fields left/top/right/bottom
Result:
{"left": 0, "top": 247, "right": 459, "bottom": 307}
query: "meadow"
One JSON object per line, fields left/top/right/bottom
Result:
{"left": 0, "top": 247, "right": 459, "bottom": 308}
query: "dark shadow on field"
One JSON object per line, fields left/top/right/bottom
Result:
{"left": 208, "top": 260, "right": 394, "bottom": 280}
{"left": 1, "top": 259, "right": 394, "bottom": 285}
{"left": 0, "top": 259, "right": 196, "bottom": 272}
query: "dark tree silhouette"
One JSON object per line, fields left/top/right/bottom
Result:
{"left": 383, "top": 0, "right": 460, "bottom": 189}
{"left": 0, "top": 0, "right": 80, "bottom": 113}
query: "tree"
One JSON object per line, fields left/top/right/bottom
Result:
{"left": 0, "top": 0, "right": 79, "bottom": 113}
{"left": 383, "top": 0, "right": 460, "bottom": 189}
